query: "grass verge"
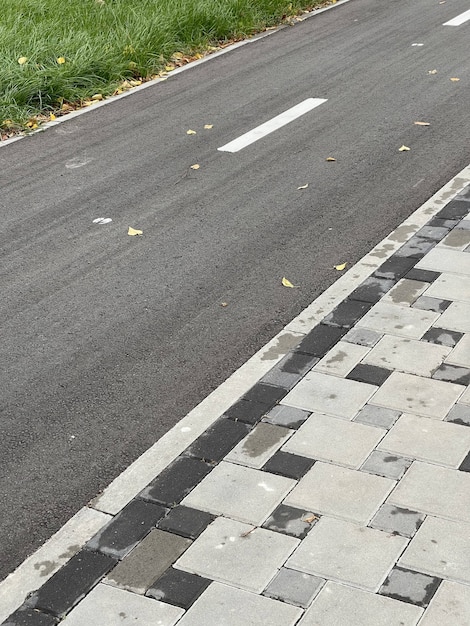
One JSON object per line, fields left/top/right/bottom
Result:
{"left": 1, "top": 0, "right": 329, "bottom": 137}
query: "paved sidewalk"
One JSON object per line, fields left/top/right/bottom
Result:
{"left": 3, "top": 181, "right": 470, "bottom": 625}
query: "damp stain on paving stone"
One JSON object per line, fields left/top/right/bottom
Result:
{"left": 388, "top": 280, "right": 426, "bottom": 305}
{"left": 241, "top": 424, "right": 290, "bottom": 458}
{"left": 388, "top": 224, "right": 419, "bottom": 243}
{"left": 34, "top": 561, "right": 59, "bottom": 578}
{"left": 260, "top": 333, "right": 304, "bottom": 361}
{"left": 441, "top": 229, "right": 470, "bottom": 248}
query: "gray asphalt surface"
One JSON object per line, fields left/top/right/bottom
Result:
{"left": 1, "top": 0, "right": 469, "bottom": 580}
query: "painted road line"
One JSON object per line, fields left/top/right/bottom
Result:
{"left": 218, "top": 98, "right": 327, "bottom": 153}
{"left": 443, "top": 8, "right": 470, "bottom": 25}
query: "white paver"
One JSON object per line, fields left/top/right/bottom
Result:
{"left": 298, "top": 581, "right": 423, "bottom": 626}
{"left": 282, "top": 413, "right": 386, "bottom": 468}
{"left": 281, "top": 372, "right": 377, "bottom": 419}
{"left": 378, "top": 413, "right": 470, "bottom": 467}
{"left": 181, "top": 461, "right": 295, "bottom": 525}
{"left": 420, "top": 580, "right": 470, "bottom": 626}
{"left": 225, "top": 423, "right": 293, "bottom": 469}
{"left": 446, "top": 334, "right": 470, "bottom": 368}
{"left": 286, "top": 517, "right": 407, "bottom": 592}
{"left": 284, "top": 462, "right": 394, "bottom": 524}
{"left": 176, "top": 582, "right": 303, "bottom": 626}
{"left": 369, "top": 372, "right": 464, "bottom": 418}
{"left": 416, "top": 247, "right": 470, "bottom": 276}
{"left": 388, "top": 461, "right": 470, "bottom": 522}
{"left": 363, "top": 335, "right": 450, "bottom": 376}
{"left": 62, "top": 584, "right": 184, "bottom": 625}
{"left": 356, "top": 302, "right": 439, "bottom": 338}
{"left": 312, "top": 341, "right": 370, "bottom": 377}
{"left": 425, "top": 273, "right": 470, "bottom": 303}
{"left": 174, "top": 517, "right": 299, "bottom": 593}
{"left": 437, "top": 302, "right": 470, "bottom": 333}
{"left": 399, "top": 516, "right": 470, "bottom": 584}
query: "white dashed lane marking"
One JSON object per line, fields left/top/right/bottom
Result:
{"left": 443, "top": 8, "right": 470, "bottom": 25}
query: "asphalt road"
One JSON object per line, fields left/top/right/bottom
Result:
{"left": 1, "top": 0, "right": 469, "bottom": 580}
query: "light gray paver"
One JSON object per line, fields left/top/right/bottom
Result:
{"left": 181, "top": 461, "right": 295, "bottom": 525}
{"left": 176, "top": 582, "right": 303, "bottom": 626}
{"left": 460, "top": 385, "right": 470, "bottom": 405}
{"left": 416, "top": 247, "right": 470, "bottom": 276}
{"left": 281, "top": 372, "right": 377, "bottom": 419}
{"left": 399, "top": 516, "right": 470, "bottom": 584}
{"left": 353, "top": 405, "right": 401, "bottom": 429}
{"left": 263, "top": 405, "right": 311, "bottom": 429}
{"left": 286, "top": 517, "right": 408, "bottom": 592}
{"left": 382, "top": 279, "right": 428, "bottom": 306}
{"left": 104, "top": 530, "right": 191, "bottom": 594}
{"left": 388, "top": 461, "right": 470, "bottom": 523}
{"left": 363, "top": 335, "right": 450, "bottom": 376}
{"left": 174, "top": 517, "right": 299, "bottom": 594}
{"left": 62, "top": 583, "right": 184, "bottom": 625}
{"left": 420, "top": 580, "right": 470, "bottom": 625}
{"left": 369, "top": 504, "right": 424, "bottom": 538}
{"left": 343, "top": 327, "right": 383, "bottom": 347}
{"left": 425, "top": 273, "right": 470, "bottom": 303}
{"left": 361, "top": 450, "right": 412, "bottom": 480}
{"left": 284, "top": 462, "right": 394, "bottom": 524}
{"left": 298, "top": 581, "right": 423, "bottom": 626}
{"left": 312, "top": 341, "right": 370, "bottom": 377}
{"left": 369, "top": 372, "right": 464, "bottom": 418}
{"left": 446, "top": 334, "right": 470, "bottom": 367}
{"left": 377, "top": 413, "right": 470, "bottom": 467}
{"left": 356, "top": 302, "right": 439, "bottom": 339}
{"left": 445, "top": 403, "right": 470, "bottom": 425}
{"left": 282, "top": 413, "right": 386, "bottom": 468}
{"left": 436, "top": 302, "right": 470, "bottom": 333}
{"left": 263, "top": 567, "right": 324, "bottom": 608}
{"left": 225, "top": 423, "right": 293, "bottom": 469}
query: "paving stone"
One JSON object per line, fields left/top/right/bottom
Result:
{"left": 284, "top": 462, "right": 394, "bottom": 524}
{"left": 446, "top": 334, "right": 470, "bottom": 367}
{"left": 436, "top": 197, "right": 470, "bottom": 220}
{"left": 425, "top": 273, "right": 470, "bottom": 303}
{"left": 356, "top": 302, "right": 439, "bottom": 338}
{"left": 61, "top": 583, "right": 183, "bottom": 625}
{"left": 362, "top": 335, "right": 450, "bottom": 377}
{"left": 427, "top": 217, "right": 460, "bottom": 228}
{"left": 414, "top": 225, "right": 450, "bottom": 241}
{"left": 2, "top": 609, "right": 58, "bottom": 626}
{"left": 104, "top": 530, "right": 191, "bottom": 594}
{"left": 313, "top": 341, "right": 370, "bottom": 377}
{"left": 445, "top": 403, "right": 470, "bottom": 426}
{"left": 263, "top": 567, "right": 324, "bottom": 608}
{"left": 174, "top": 517, "right": 299, "bottom": 594}
{"left": 27, "top": 550, "right": 116, "bottom": 618}
{"left": 458, "top": 451, "right": 470, "bottom": 472}
{"left": 439, "top": 228, "right": 470, "bottom": 250}
{"left": 413, "top": 296, "right": 451, "bottom": 313}
{"left": 369, "top": 372, "right": 464, "bottom": 419}
{"left": 343, "top": 327, "right": 383, "bottom": 347}
{"left": 260, "top": 352, "right": 318, "bottom": 389}
{"left": 373, "top": 255, "right": 417, "bottom": 280}
{"left": 416, "top": 247, "right": 470, "bottom": 276}
{"left": 176, "top": 582, "right": 302, "bottom": 626}
{"left": 181, "top": 461, "right": 295, "bottom": 525}
{"left": 432, "top": 363, "right": 470, "bottom": 386}
{"left": 282, "top": 413, "right": 385, "bottom": 468}
{"left": 349, "top": 277, "right": 396, "bottom": 304}
{"left": 185, "top": 418, "right": 251, "bottom": 462}
{"left": 295, "top": 324, "right": 348, "bottom": 357}
{"left": 346, "top": 364, "right": 392, "bottom": 386}
{"left": 224, "top": 398, "right": 272, "bottom": 425}
{"left": 399, "top": 516, "right": 470, "bottom": 583}
{"left": 146, "top": 568, "right": 211, "bottom": 609}
{"left": 354, "top": 405, "right": 401, "bottom": 429}
{"left": 139, "top": 457, "right": 213, "bottom": 507}
{"left": 378, "top": 413, "right": 470, "bottom": 468}
{"left": 361, "top": 450, "right": 412, "bottom": 480}
{"left": 262, "top": 405, "right": 311, "bottom": 429}
{"left": 262, "top": 504, "right": 319, "bottom": 539}
{"left": 394, "top": 237, "right": 437, "bottom": 259}
{"left": 405, "top": 268, "right": 440, "bottom": 283}
{"left": 460, "top": 385, "right": 470, "bottom": 405}
{"left": 380, "top": 566, "right": 441, "bottom": 607}
{"left": 286, "top": 517, "right": 407, "bottom": 592}
{"left": 457, "top": 218, "right": 470, "bottom": 229}
{"left": 157, "top": 506, "right": 214, "bottom": 539}
{"left": 436, "top": 302, "right": 470, "bottom": 333}
{"left": 298, "top": 581, "right": 423, "bottom": 625}
{"left": 421, "top": 327, "right": 463, "bottom": 347}
{"left": 322, "top": 299, "right": 372, "bottom": 328}
{"left": 225, "top": 423, "right": 293, "bottom": 469}
{"left": 382, "top": 279, "right": 428, "bottom": 306}
{"left": 388, "top": 461, "right": 470, "bottom": 522}
{"left": 419, "top": 580, "right": 470, "bottom": 625}
{"left": 262, "top": 451, "right": 315, "bottom": 480}
{"left": 370, "top": 504, "right": 424, "bottom": 537}
{"left": 281, "top": 372, "right": 377, "bottom": 419}
{"left": 242, "top": 382, "right": 287, "bottom": 405}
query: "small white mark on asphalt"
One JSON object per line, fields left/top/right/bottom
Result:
{"left": 92, "top": 217, "right": 112, "bottom": 224}
{"left": 443, "top": 9, "right": 470, "bottom": 25}
{"left": 413, "top": 178, "right": 425, "bottom": 188}
{"left": 218, "top": 98, "right": 327, "bottom": 153}
{"left": 411, "top": 43, "right": 424, "bottom": 46}
{"left": 66, "top": 157, "right": 93, "bottom": 169}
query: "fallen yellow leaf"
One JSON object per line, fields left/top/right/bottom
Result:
{"left": 91, "top": 93, "right": 103, "bottom": 101}
{"left": 165, "top": 65, "right": 174, "bottom": 72}
{"left": 172, "top": 52, "right": 184, "bottom": 60}
{"left": 186, "top": 129, "right": 197, "bottom": 135}
{"left": 428, "top": 69, "right": 437, "bottom": 74}
{"left": 57, "top": 57, "right": 66, "bottom": 64}
{"left": 129, "top": 79, "right": 142, "bottom": 86}
{"left": 399, "top": 145, "right": 410, "bottom": 151}
{"left": 128, "top": 226, "right": 143, "bottom": 236}
{"left": 414, "top": 121, "right": 430, "bottom": 126}
{"left": 49, "top": 113, "right": 56, "bottom": 121}
{"left": 334, "top": 262, "right": 347, "bottom": 271}
{"left": 282, "top": 277, "right": 299, "bottom": 288}
{"left": 297, "top": 184, "right": 308, "bottom": 190}
{"left": 204, "top": 124, "right": 213, "bottom": 129}
{"left": 190, "top": 164, "right": 200, "bottom": 170}
{"left": 450, "top": 77, "right": 460, "bottom": 82}
{"left": 326, "top": 157, "right": 336, "bottom": 162}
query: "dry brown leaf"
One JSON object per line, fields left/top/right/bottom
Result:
{"left": 326, "top": 157, "right": 336, "bottom": 162}
{"left": 186, "top": 129, "right": 197, "bottom": 135}
{"left": 334, "top": 262, "right": 347, "bottom": 271}
{"left": 282, "top": 277, "right": 299, "bottom": 288}
{"left": 241, "top": 527, "right": 256, "bottom": 537}
{"left": 190, "top": 164, "right": 200, "bottom": 170}
{"left": 297, "top": 184, "right": 309, "bottom": 190}
{"left": 128, "top": 226, "right": 143, "bottom": 236}
{"left": 414, "top": 121, "right": 430, "bottom": 126}
{"left": 303, "top": 514, "right": 318, "bottom": 524}
{"left": 399, "top": 145, "right": 411, "bottom": 151}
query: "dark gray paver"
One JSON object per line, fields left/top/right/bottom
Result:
{"left": 459, "top": 451, "right": 470, "bottom": 472}
{"left": 262, "top": 504, "right": 319, "bottom": 539}
{"left": 369, "top": 504, "right": 425, "bottom": 537}
{"left": 395, "top": 236, "right": 437, "bottom": 259}
{"left": 146, "top": 568, "right": 211, "bottom": 609}
{"left": 260, "top": 352, "right": 318, "bottom": 390}
{"left": 432, "top": 364, "right": 470, "bottom": 386}
{"left": 446, "top": 403, "right": 470, "bottom": 426}
{"left": 380, "top": 566, "right": 441, "bottom": 607}
{"left": 157, "top": 506, "right": 214, "bottom": 539}
{"left": 405, "top": 268, "right": 440, "bottom": 283}
{"left": 263, "top": 567, "right": 324, "bottom": 608}
{"left": 343, "top": 327, "right": 383, "bottom": 347}
{"left": 322, "top": 299, "right": 372, "bottom": 328}
{"left": 413, "top": 296, "right": 451, "bottom": 312}
{"left": 225, "top": 398, "right": 272, "bottom": 425}
{"left": 373, "top": 255, "right": 417, "bottom": 280}
{"left": 421, "top": 327, "right": 463, "bottom": 347}
{"left": 2, "top": 608, "right": 58, "bottom": 626}
{"left": 346, "top": 364, "right": 392, "bottom": 386}
{"left": 262, "top": 451, "right": 315, "bottom": 480}
{"left": 349, "top": 277, "right": 395, "bottom": 304}
{"left": 295, "top": 324, "right": 347, "bottom": 357}
{"left": 242, "top": 382, "right": 286, "bottom": 405}
{"left": 185, "top": 418, "right": 251, "bottom": 461}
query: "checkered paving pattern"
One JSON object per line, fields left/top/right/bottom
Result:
{"left": 3, "top": 190, "right": 470, "bottom": 625}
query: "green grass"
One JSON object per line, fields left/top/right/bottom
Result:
{"left": 0, "top": 0, "right": 325, "bottom": 130}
